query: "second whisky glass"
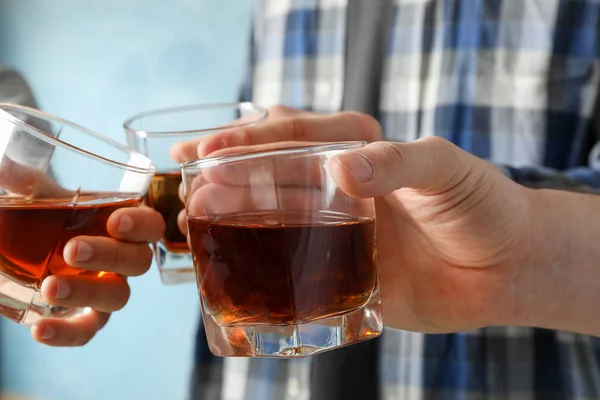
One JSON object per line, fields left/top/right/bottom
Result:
{"left": 124, "top": 103, "right": 268, "bottom": 284}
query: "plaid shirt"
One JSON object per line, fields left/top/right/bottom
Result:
{"left": 192, "top": 1, "right": 600, "bottom": 399}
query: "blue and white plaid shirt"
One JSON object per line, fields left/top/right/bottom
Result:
{"left": 192, "top": 1, "right": 600, "bottom": 399}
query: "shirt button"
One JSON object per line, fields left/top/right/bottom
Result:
{"left": 316, "top": 82, "right": 332, "bottom": 98}
{"left": 287, "top": 377, "right": 301, "bottom": 398}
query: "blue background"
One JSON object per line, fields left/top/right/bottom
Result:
{"left": 0, "top": 1, "right": 252, "bottom": 399}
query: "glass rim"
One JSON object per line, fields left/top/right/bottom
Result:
{"left": 122, "top": 101, "right": 269, "bottom": 137}
{"left": 180, "top": 141, "right": 367, "bottom": 170}
{"left": 0, "top": 103, "right": 157, "bottom": 174}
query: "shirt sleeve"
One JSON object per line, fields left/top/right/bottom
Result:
{"left": 499, "top": 143, "right": 600, "bottom": 192}
{"left": 0, "top": 66, "right": 39, "bottom": 108}
{"left": 0, "top": 66, "right": 55, "bottom": 172}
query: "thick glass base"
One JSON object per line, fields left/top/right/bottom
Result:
{"left": 0, "top": 274, "right": 88, "bottom": 324}
{"left": 154, "top": 242, "right": 195, "bottom": 285}
{"left": 201, "top": 292, "right": 383, "bottom": 358}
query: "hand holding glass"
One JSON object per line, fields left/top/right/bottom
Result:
{"left": 0, "top": 104, "right": 155, "bottom": 324}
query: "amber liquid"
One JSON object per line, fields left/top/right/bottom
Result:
{"left": 188, "top": 211, "right": 377, "bottom": 326}
{"left": 145, "top": 171, "right": 188, "bottom": 253}
{"left": 0, "top": 193, "right": 141, "bottom": 287}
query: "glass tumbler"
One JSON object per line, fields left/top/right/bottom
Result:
{"left": 181, "top": 141, "right": 382, "bottom": 358}
{"left": 0, "top": 104, "right": 155, "bottom": 324}
{"left": 124, "top": 103, "right": 268, "bottom": 285}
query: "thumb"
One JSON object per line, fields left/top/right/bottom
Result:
{"left": 330, "top": 137, "right": 487, "bottom": 198}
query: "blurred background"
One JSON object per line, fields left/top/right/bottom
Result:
{"left": 0, "top": 1, "right": 252, "bottom": 399}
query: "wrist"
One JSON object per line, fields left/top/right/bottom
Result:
{"left": 508, "top": 188, "right": 568, "bottom": 329}
{"left": 512, "top": 188, "right": 600, "bottom": 335}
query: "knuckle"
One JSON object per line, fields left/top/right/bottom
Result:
{"left": 282, "top": 117, "right": 306, "bottom": 142}
{"left": 83, "top": 281, "right": 98, "bottom": 306}
{"left": 418, "top": 136, "right": 457, "bottom": 174}
{"left": 375, "top": 142, "right": 406, "bottom": 173}
{"left": 69, "top": 279, "right": 95, "bottom": 306}
{"left": 341, "top": 112, "right": 382, "bottom": 141}
{"left": 136, "top": 246, "right": 153, "bottom": 275}
{"left": 237, "top": 128, "right": 253, "bottom": 146}
{"left": 420, "top": 135, "right": 450, "bottom": 150}
{"left": 112, "top": 283, "right": 131, "bottom": 311}
{"left": 196, "top": 140, "right": 208, "bottom": 157}
{"left": 111, "top": 242, "right": 123, "bottom": 270}
{"left": 267, "top": 105, "right": 295, "bottom": 117}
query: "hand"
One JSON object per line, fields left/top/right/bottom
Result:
{"left": 169, "top": 106, "right": 382, "bottom": 162}
{"left": 29, "top": 205, "right": 164, "bottom": 346}
{"left": 171, "top": 106, "right": 548, "bottom": 334}
{"left": 0, "top": 158, "right": 165, "bottom": 346}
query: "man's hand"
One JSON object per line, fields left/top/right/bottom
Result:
{"left": 170, "top": 106, "right": 382, "bottom": 163}
{"left": 171, "top": 106, "right": 565, "bottom": 335}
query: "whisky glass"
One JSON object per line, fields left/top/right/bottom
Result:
{"left": 181, "top": 141, "right": 382, "bottom": 358}
{"left": 124, "top": 103, "right": 268, "bottom": 285}
{"left": 0, "top": 104, "right": 155, "bottom": 324}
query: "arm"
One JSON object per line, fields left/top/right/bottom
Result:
{"left": 173, "top": 106, "right": 600, "bottom": 336}
{"left": 523, "top": 187, "right": 600, "bottom": 336}
{"left": 498, "top": 155, "right": 600, "bottom": 335}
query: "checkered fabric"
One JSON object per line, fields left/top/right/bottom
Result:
{"left": 191, "top": 1, "right": 600, "bottom": 399}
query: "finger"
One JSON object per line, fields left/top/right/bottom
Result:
{"left": 41, "top": 274, "right": 130, "bottom": 312}
{"left": 169, "top": 103, "right": 277, "bottom": 163}
{"left": 63, "top": 236, "right": 152, "bottom": 276}
{"left": 30, "top": 310, "right": 110, "bottom": 347}
{"left": 329, "top": 137, "right": 494, "bottom": 198}
{"left": 264, "top": 105, "right": 313, "bottom": 119}
{"left": 198, "top": 140, "right": 323, "bottom": 159}
{"left": 177, "top": 209, "right": 188, "bottom": 236}
{"left": 196, "top": 112, "right": 381, "bottom": 158}
{"left": 169, "top": 105, "right": 310, "bottom": 163}
{"left": 170, "top": 140, "right": 201, "bottom": 164}
{"left": 106, "top": 205, "right": 165, "bottom": 242}
{"left": 188, "top": 141, "right": 328, "bottom": 189}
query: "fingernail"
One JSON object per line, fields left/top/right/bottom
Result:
{"left": 54, "top": 280, "right": 72, "bottom": 300}
{"left": 336, "top": 153, "right": 374, "bottom": 182}
{"left": 41, "top": 326, "right": 55, "bottom": 340}
{"left": 118, "top": 214, "right": 134, "bottom": 233}
{"left": 75, "top": 240, "right": 94, "bottom": 262}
